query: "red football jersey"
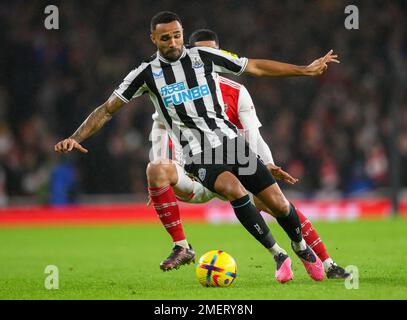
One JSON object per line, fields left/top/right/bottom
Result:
{"left": 219, "top": 76, "right": 244, "bottom": 129}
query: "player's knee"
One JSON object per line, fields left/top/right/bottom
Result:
{"left": 272, "top": 199, "right": 291, "bottom": 218}
{"left": 147, "top": 161, "right": 178, "bottom": 186}
{"left": 257, "top": 186, "right": 291, "bottom": 218}
{"left": 219, "top": 185, "right": 246, "bottom": 201}
{"left": 146, "top": 162, "right": 168, "bottom": 183}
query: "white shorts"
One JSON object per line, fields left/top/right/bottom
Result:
{"left": 174, "top": 162, "right": 228, "bottom": 203}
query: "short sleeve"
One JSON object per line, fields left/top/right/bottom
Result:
{"left": 113, "top": 64, "right": 148, "bottom": 103}
{"left": 197, "top": 47, "right": 248, "bottom": 76}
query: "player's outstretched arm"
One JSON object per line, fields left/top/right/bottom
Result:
{"left": 244, "top": 49, "right": 340, "bottom": 77}
{"left": 54, "top": 94, "right": 125, "bottom": 154}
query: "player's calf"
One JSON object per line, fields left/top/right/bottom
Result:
{"left": 147, "top": 161, "right": 193, "bottom": 270}
{"left": 255, "top": 184, "right": 290, "bottom": 218}
{"left": 214, "top": 172, "right": 281, "bottom": 254}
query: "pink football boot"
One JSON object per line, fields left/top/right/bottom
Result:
{"left": 274, "top": 253, "right": 294, "bottom": 283}
{"left": 292, "top": 244, "right": 325, "bottom": 281}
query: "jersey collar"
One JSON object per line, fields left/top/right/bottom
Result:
{"left": 157, "top": 46, "right": 187, "bottom": 64}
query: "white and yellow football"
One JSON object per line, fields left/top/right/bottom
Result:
{"left": 196, "top": 250, "right": 237, "bottom": 287}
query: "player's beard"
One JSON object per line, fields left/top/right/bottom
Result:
{"left": 164, "top": 47, "right": 182, "bottom": 61}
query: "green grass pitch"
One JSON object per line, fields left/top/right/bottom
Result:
{"left": 0, "top": 219, "right": 406, "bottom": 300}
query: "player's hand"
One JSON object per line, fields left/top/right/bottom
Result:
{"left": 267, "top": 163, "right": 298, "bottom": 185}
{"left": 54, "top": 138, "right": 88, "bottom": 154}
{"left": 305, "top": 49, "right": 340, "bottom": 76}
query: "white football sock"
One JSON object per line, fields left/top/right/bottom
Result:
{"left": 268, "top": 243, "right": 287, "bottom": 257}
{"left": 323, "top": 258, "right": 335, "bottom": 272}
{"left": 174, "top": 239, "right": 189, "bottom": 249}
{"left": 291, "top": 239, "right": 307, "bottom": 252}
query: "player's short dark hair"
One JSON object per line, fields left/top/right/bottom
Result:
{"left": 150, "top": 11, "right": 182, "bottom": 32}
{"left": 189, "top": 29, "right": 219, "bottom": 47}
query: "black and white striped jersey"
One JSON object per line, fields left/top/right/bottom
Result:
{"left": 113, "top": 46, "right": 248, "bottom": 156}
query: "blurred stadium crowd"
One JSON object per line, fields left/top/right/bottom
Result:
{"left": 0, "top": 0, "right": 405, "bottom": 205}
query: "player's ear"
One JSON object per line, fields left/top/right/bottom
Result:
{"left": 150, "top": 33, "right": 157, "bottom": 45}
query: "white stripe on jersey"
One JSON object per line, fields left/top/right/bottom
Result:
{"left": 218, "top": 76, "right": 241, "bottom": 90}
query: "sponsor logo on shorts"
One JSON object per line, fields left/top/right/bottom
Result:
{"left": 198, "top": 168, "right": 206, "bottom": 182}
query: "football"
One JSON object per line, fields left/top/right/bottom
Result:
{"left": 196, "top": 250, "right": 237, "bottom": 287}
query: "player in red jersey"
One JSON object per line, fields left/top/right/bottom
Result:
{"left": 147, "top": 29, "right": 349, "bottom": 280}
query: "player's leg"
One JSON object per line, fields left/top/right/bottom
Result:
{"left": 254, "top": 196, "right": 350, "bottom": 279}
{"left": 255, "top": 184, "right": 324, "bottom": 281}
{"left": 185, "top": 161, "right": 293, "bottom": 283}
{"left": 215, "top": 171, "right": 294, "bottom": 283}
{"left": 146, "top": 160, "right": 195, "bottom": 271}
{"left": 298, "top": 210, "right": 351, "bottom": 279}
{"left": 197, "top": 167, "right": 278, "bottom": 250}
{"left": 253, "top": 196, "right": 330, "bottom": 261}
{"left": 261, "top": 165, "right": 350, "bottom": 278}
{"left": 237, "top": 154, "right": 324, "bottom": 281}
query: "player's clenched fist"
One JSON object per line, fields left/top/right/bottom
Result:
{"left": 54, "top": 138, "right": 88, "bottom": 154}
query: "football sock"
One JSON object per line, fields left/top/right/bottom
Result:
{"left": 268, "top": 243, "right": 287, "bottom": 257}
{"left": 291, "top": 239, "right": 307, "bottom": 252}
{"left": 174, "top": 239, "right": 189, "bottom": 249}
{"left": 323, "top": 258, "right": 335, "bottom": 272}
{"left": 231, "top": 195, "right": 276, "bottom": 249}
{"left": 297, "top": 208, "right": 330, "bottom": 261}
{"left": 148, "top": 185, "right": 186, "bottom": 242}
{"left": 276, "top": 203, "right": 304, "bottom": 247}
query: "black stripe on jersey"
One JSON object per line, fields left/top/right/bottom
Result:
{"left": 143, "top": 65, "right": 173, "bottom": 128}
{"left": 122, "top": 69, "right": 146, "bottom": 101}
{"left": 199, "top": 51, "right": 238, "bottom": 134}
{"left": 180, "top": 55, "right": 221, "bottom": 132}
{"left": 144, "top": 65, "right": 190, "bottom": 152}
{"left": 198, "top": 49, "right": 242, "bottom": 74}
{"left": 160, "top": 60, "right": 211, "bottom": 155}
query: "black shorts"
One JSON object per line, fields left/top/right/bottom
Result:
{"left": 184, "top": 136, "right": 276, "bottom": 195}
